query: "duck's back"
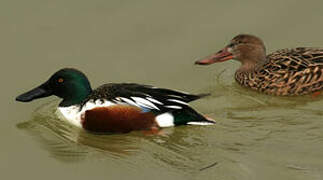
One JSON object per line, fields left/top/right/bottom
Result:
{"left": 85, "top": 83, "right": 206, "bottom": 105}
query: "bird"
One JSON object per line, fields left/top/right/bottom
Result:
{"left": 16, "top": 68, "right": 215, "bottom": 133}
{"left": 195, "top": 34, "right": 323, "bottom": 96}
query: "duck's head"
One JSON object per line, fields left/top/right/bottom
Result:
{"left": 16, "top": 68, "right": 92, "bottom": 107}
{"left": 195, "top": 34, "right": 266, "bottom": 67}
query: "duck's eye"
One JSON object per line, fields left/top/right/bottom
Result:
{"left": 228, "top": 43, "right": 234, "bottom": 47}
{"left": 57, "top": 78, "right": 64, "bottom": 83}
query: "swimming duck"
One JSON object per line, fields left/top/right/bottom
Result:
{"left": 16, "top": 68, "right": 215, "bottom": 133}
{"left": 195, "top": 34, "right": 323, "bottom": 96}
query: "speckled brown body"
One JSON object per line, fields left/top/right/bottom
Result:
{"left": 235, "top": 48, "right": 323, "bottom": 95}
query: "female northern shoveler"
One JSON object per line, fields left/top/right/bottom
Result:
{"left": 195, "top": 34, "right": 323, "bottom": 96}
{"left": 16, "top": 68, "right": 215, "bottom": 133}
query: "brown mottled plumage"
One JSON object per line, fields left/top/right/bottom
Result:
{"left": 195, "top": 34, "right": 323, "bottom": 96}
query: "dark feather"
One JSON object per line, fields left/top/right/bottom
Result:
{"left": 81, "top": 83, "right": 208, "bottom": 113}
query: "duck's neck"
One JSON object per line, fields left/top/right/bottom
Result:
{"left": 235, "top": 57, "right": 267, "bottom": 87}
{"left": 59, "top": 87, "right": 92, "bottom": 107}
{"left": 238, "top": 55, "right": 267, "bottom": 72}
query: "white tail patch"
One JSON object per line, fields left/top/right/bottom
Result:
{"left": 155, "top": 112, "right": 174, "bottom": 127}
{"left": 131, "top": 97, "right": 159, "bottom": 110}
{"left": 187, "top": 121, "right": 215, "bottom": 126}
{"left": 167, "top": 99, "right": 188, "bottom": 105}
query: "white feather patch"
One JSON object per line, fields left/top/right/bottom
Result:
{"left": 146, "top": 97, "right": 163, "bottom": 105}
{"left": 164, "top": 105, "right": 182, "bottom": 109}
{"left": 167, "top": 99, "right": 188, "bottom": 105}
{"left": 131, "top": 97, "right": 159, "bottom": 110}
{"left": 56, "top": 100, "right": 115, "bottom": 127}
{"left": 167, "top": 94, "right": 187, "bottom": 99}
{"left": 119, "top": 97, "right": 140, "bottom": 107}
{"left": 155, "top": 112, "right": 175, "bottom": 127}
{"left": 187, "top": 121, "right": 215, "bottom": 125}
{"left": 57, "top": 105, "right": 82, "bottom": 127}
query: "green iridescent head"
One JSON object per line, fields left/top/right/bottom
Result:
{"left": 16, "top": 68, "right": 92, "bottom": 107}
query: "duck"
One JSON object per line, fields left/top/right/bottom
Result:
{"left": 16, "top": 68, "right": 215, "bottom": 133}
{"left": 195, "top": 34, "right": 323, "bottom": 96}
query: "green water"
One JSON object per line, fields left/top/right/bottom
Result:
{"left": 1, "top": 0, "right": 323, "bottom": 179}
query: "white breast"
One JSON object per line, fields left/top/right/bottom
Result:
{"left": 56, "top": 100, "right": 116, "bottom": 127}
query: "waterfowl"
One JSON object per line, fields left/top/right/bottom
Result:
{"left": 195, "top": 34, "right": 323, "bottom": 96}
{"left": 16, "top": 68, "right": 215, "bottom": 133}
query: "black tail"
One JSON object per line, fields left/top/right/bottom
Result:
{"left": 181, "top": 93, "right": 210, "bottom": 102}
{"left": 173, "top": 106, "right": 215, "bottom": 126}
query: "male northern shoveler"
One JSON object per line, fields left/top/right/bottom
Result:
{"left": 16, "top": 68, "right": 215, "bottom": 133}
{"left": 195, "top": 34, "right": 323, "bottom": 96}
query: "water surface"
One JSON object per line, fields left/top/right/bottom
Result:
{"left": 1, "top": 0, "right": 323, "bottom": 179}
